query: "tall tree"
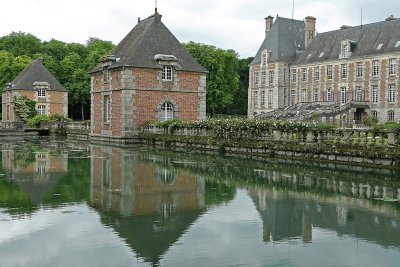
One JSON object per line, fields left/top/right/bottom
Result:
{"left": 184, "top": 42, "right": 240, "bottom": 116}
{"left": 0, "top": 32, "right": 41, "bottom": 57}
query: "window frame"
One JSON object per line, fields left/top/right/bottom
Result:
{"left": 389, "top": 59, "right": 397, "bottom": 75}
{"left": 340, "top": 87, "right": 348, "bottom": 105}
{"left": 103, "top": 95, "right": 111, "bottom": 123}
{"left": 301, "top": 89, "right": 307, "bottom": 102}
{"left": 371, "top": 85, "right": 379, "bottom": 104}
{"left": 260, "top": 90, "right": 265, "bottom": 106}
{"left": 302, "top": 68, "right": 307, "bottom": 82}
{"left": 341, "top": 64, "right": 348, "bottom": 79}
{"left": 37, "top": 88, "right": 46, "bottom": 98}
{"left": 388, "top": 84, "right": 396, "bottom": 103}
{"left": 387, "top": 110, "right": 395, "bottom": 121}
{"left": 160, "top": 102, "right": 174, "bottom": 121}
{"left": 372, "top": 60, "right": 379, "bottom": 77}
{"left": 356, "top": 62, "right": 363, "bottom": 78}
{"left": 268, "top": 89, "right": 273, "bottom": 105}
{"left": 314, "top": 66, "right": 320, "bottom": 81}
{"left": 291, "top": 69, "right": 297, "bottom": 83}
{"left": 326, "top": 65, "right": 333, "bottom": 80}
{"left": 162, "top": 66, "right": 173, "bottom": 81}
{"left": 268, "top": 71, "right": 274, "bottom": 85}
{"left": 37, "top": 104, "right": 47, "bottom": 115}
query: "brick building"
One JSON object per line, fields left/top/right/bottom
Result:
{"left": 249, "top": 15, "right": 400, "bottom": 125}
{"left": 2, "top": 59, "right": 68, "bottom": 121}
{"left": 90, "top": 10, "right": 207, "bottom": 141}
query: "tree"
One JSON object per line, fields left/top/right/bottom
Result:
{"left": 184, "top": 42, "right": 240, "bottom": 116}
{"left": 13, "top": 96, "right": 37, "bottom": 122}
{"left": 225, "top": 57, "right": 253, "bottom": 115}
{"left": 0, "top": 32, "right": 41, "bottom": 57}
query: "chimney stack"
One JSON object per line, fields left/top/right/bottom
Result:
{"left": 304, "top": 16, "right": 316, "bottom": 49}
{"left": 265, "top": 15, "right": 274, "bottom": 36}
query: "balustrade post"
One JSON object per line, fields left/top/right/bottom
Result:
{"left": 273, "top": 130, "right": 281, "bottom": 141}
{"left": 363, "top": 130, "right": 369, "bottom": 145}
{"left": 387, "top": 132, "right": 398, "bottom": 146}
{"left": 379, "top": 132, "right": 385, "bottom": 146}
{"left": 306, "top": 131, "right": 314, "bottom": 143}
{"left": 343, "top": 131, "right": 352, "bottom": 145}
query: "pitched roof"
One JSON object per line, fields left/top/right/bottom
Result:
{"left": 6, "top": 59, "right": 67, "bottom": 92}
{"left": 295, "top": 18, "right": 400, "bottom": 65}
{"left": 251, "top": 17, "right": 305, "bottom": 65}
{"left": 91, "top": 13, "right": 207, "bottom": 73}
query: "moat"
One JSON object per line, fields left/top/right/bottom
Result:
{"left": 0, "top": 139, "right": 400, "bottom": 267}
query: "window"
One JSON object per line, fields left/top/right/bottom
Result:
{"left": 314, "top": 67, "right": 320, "bottom": 81}
{"left": 326, "top": 88, "right": 332, "bottom": 102}
{"left": 341, "top": 64, "right": 348, "bottom": 79}
{"left": 262, "top": 53, "right": 267, "bottom": 66}
{"left": 388, "top": 110, "right": 395, "bottom": 121}
{"left": 160, "top": 102, "right": 174, "bottom": 121}
{"left": 372, "top": 85, "right": 379, "bottom": 104}
{"left": 157, "top": 168, "right": 175, "bottom": 185}
{"left": 388, "top": 84, "right": 396, "bottom": 103}
{"left": 260, "top": 90, "right": 265, "bottom": 106}
{"left": 103, "top": 69, "right": 111, "bottom": 82}
{"left": 261, "top": 71, "right": 267, "bottom": 85}
{"left": 389, "top": 59, "right": 397, "bottom": 75}
{"left": 342, "top": 44, "right": 348, "bottom": 57}
{"left": 162, "top": 66, "right": 173, "bottom": 81}
{"left": 291, "top": 69, "right": 297, "bottom": 82}
{"left": 313, "top": 88, "right": 319, "bottom": 102}
{"left": 340, "top": 87, "right": 348, "bottom": 105}
{"left": 302, "top": 68, "right": 307, "bottom": 82}
{"left": 268, "top": 90, "right": 273, "bottom": 105}
{"left": 356, "top": 62, "right": 363, "bottom": 77}
{"left": 355, "top": 86, "right": 363, "bottom": 101}
{"left": 254, "top": 72, "right": 260, "bottom": 86}
{"left": 339, "top": 40, "right": 353, "bottom": 59}
{"left": 326, "top": 65, "right": 333, "bottom": 80}
{"left": 371, "top": 110, "right": 378, "bottom": 119}
{"left": 301, "top": 89, "right": 307, "bottom": 102}
{"left": 38, "top": 88, "right": 46, "bottom": 97}
{"left": 37, "top": 105, "right": 46, "bottom": 115}
{"left": 372, "top": 60, "right": 379, "bottom": 77}
{"left": 290, "top": 90, "right": 295, "bottom": 105}
{"left": 283, "top": 69, "right": 287, "bottom": 83}
{"left": 253, "top": 91, "right": 258, "bottom": 108}
{"left": 268, "top": 71, "right": 275, "bottom": 84}
{"left": 103, "top": 95, "right": 111, "bottom": 122}
{"left": 6, "top": 104, "right": 10, "bottom": 121}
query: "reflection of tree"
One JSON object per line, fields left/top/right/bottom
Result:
{"left": 42, "top": 157, "right": 91, "bottom": 206}
{"left": 0, "top": 176, "right": 37, "bottom": 216}
{"left": 13, "top": 143, "right": 41, "bottom": 168}
{"left": 205, "top": 180, "right": 236, "bottom": 207}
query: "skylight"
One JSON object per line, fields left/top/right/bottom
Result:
{"left": 319, "top": 52, "right": 324, "bottom": 58}
{"left": 307, "top": 54, "right": 312, "bottom": 60}
{"left": 395, "top": 41, "right": 400, "bottom": 48}
{"left": 377, "top": 44, "right": 383, "bottom": 50}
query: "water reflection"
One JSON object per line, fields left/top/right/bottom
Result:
{"left": 90, "top": 146, "right": 207, "bottom": 265}
{"left": 0, "top": 140, "right": 399, "bottom": 266}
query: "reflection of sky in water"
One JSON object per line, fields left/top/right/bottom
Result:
{"left": 1, "top": 190, "right": 399, "bottom": 267}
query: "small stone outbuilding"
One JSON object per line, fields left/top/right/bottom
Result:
{"left": 2, "top": 59, "right": 68, "bottom": 121}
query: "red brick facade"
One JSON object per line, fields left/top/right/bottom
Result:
{"left": 91, "top": 67, "right": 206, "bottom": 137}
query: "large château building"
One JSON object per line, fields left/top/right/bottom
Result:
{"left": 248, "top": 15, "right": 400, "bottom": 125}
{"left": 90, "top": 10, "right": 207, "bottom": 141}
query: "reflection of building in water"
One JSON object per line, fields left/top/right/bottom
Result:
{"left": 1, "top": 144, "right": 68, "bottom": 204}
{"left": 90, "top": 146, "right": 205, "bottom": 265}
{"left": 249, "top": 185, "right": 400, "bottom": 248}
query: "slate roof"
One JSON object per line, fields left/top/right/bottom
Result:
{"left": 91, "top": 13, "right": 207, "bottom": 73}
{"left": 296, "top": 18, "right": 400, "bottom": 65}
{"left": 5, "top": 59, "right": 67, "bottom": 92}
{"left": 251, "top": 17, "right": 305, "bottom": 65}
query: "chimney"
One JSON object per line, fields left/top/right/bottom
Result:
{"left": 304, "top": 16, "right": 316, "bottom": 49}
{"left": 265, "top": 15, "right": 274, "bottom": 36}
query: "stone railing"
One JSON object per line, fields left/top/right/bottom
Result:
{"left": 141, "top": 125, "right": 399, "bottom": 147}
{"left": 0, "top": 121, "right": 24, "bottom": 131}
{"left": 41, "top": 121, "right": 90, "bottom": 132}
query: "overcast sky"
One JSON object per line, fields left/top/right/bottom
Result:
{"left": 1, "top": 0, "right": 399, "bottom": 58}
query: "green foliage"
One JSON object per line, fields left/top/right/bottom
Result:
{"left": 225, "top": 57, "right": 253, "bottom": 115}
{"left": 26, "top": 114, "right": 51, "bottom": 128}
{"left": 13, "top": 96, "right": 37, "bottom": 122}
{"left": 184, "top": 42, "right": 240, "bottom": 116}
{"left": 0, "top": 32, "right": 115, "bottom": 120}
{"left": 373, "top": 121, "right": 400, "bottom": 132}
{"left": 316, "top": 122, "right": 339, "bottom": 130}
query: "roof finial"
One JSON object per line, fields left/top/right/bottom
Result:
{"left": 155, "top": 0, "right": 158, "bottom": 14}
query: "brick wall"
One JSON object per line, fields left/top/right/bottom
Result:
{"left": 91, "top": 67, "right": 206, "bottom": 137}
{"left": 2, "top": 89, "right": 68, "bottom": 121}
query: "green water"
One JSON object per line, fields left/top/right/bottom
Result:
{"left": 0, "top": 139, "right": 399, "bottom": 267}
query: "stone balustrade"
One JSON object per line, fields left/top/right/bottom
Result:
{"left": 141, "top": 125, "right": 399, "bottom": 147}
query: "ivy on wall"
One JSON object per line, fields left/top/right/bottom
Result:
{"left": 13, "top": 96, "right": 37, "bottom": 122}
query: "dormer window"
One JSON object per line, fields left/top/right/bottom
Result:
{"left": 162, "top": 66, "right": 173, "bottom": 81}
{"left": 261, "top": 50, "right": 270, "bottom": 67}
{"left": 339, "top": 40, "right": 355, "bottom": 59}
{"left": 38, "top": 88, "right": 46, "bottom": 97}
{"left": 103, "top": 69, "right": 111, "bottom": 82}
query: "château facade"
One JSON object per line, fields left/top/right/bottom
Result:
{"left": 248, "top": 15, "right": 400, "bottom": 125}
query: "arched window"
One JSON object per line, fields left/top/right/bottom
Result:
{"left": 387, "top": 110, "right": 395, "bottom": 121}
{"left": 160, "top": 102, "right": 174, "bottom": 121}
{"left": 371, "top": 110, "right": 378, "bottom": 119}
